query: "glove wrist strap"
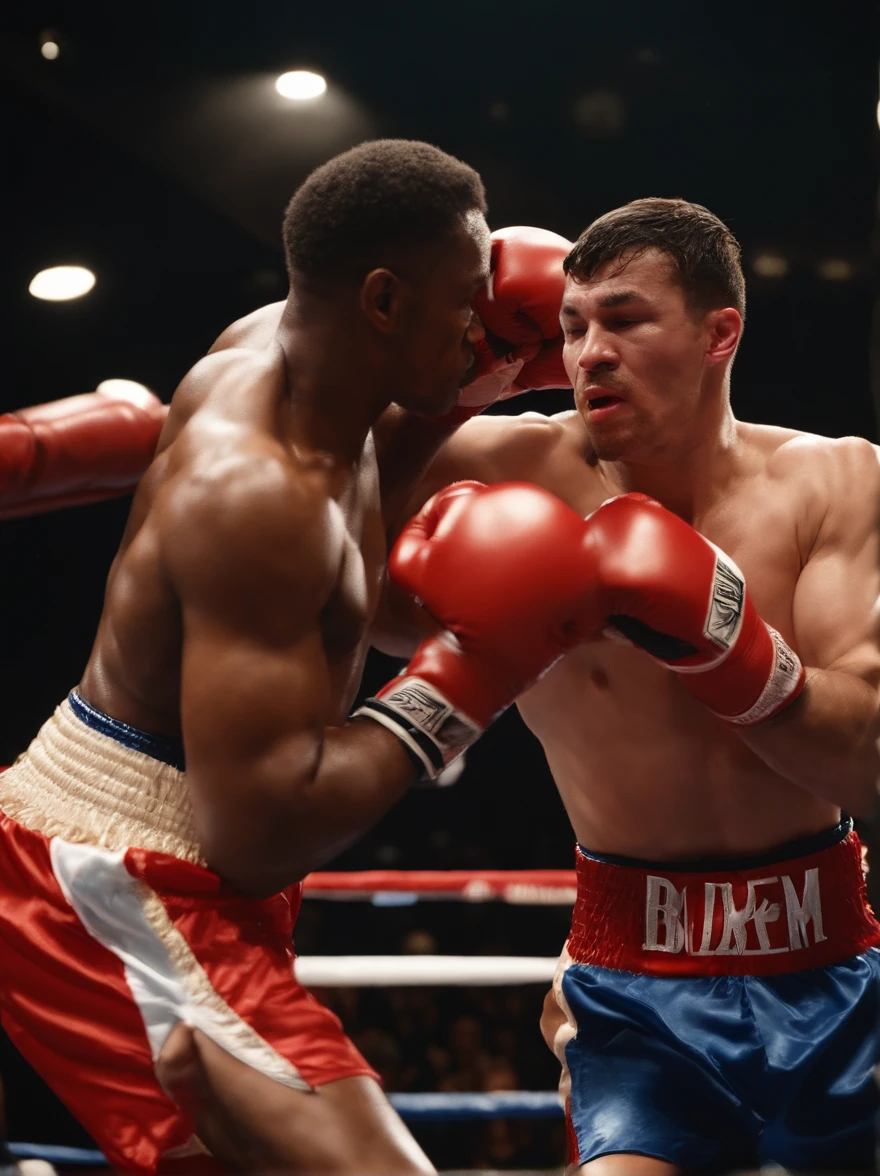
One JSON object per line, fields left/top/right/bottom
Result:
{"left": 353, "top": 676, "right": 483, "bottom": 781}
{"left": 715, "top": 627, "right": 806, "bottom": 726}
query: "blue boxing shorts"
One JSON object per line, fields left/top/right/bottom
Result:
{"left": 541, "top": 819, "right": 880, "bottom": 1172}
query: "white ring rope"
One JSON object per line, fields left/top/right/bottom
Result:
{"left": 295, "top": 954, "right": 558, "bottom": 986}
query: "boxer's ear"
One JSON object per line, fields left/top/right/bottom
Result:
{"left": 704, "top": 307, "right": 742, "bottom": 366}
{"left": 361, "top": 268, "right": 403, "bottom": 333}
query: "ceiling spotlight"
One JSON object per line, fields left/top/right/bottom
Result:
{"left": 752, "top": 254, "right": 789, "bottom": 279}
{"left": 28, "top": 265, "right": 96, "bottom": 302}
{"left": 817, "top": 258, "right": 854, "bottom": 281}
{"left": 275, "top": 70, "right": 327, "bottom": 101}
{"left": 41, "top": 40, "right": 60, "bottom": 60}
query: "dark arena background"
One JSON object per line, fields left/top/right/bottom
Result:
{"left": 1, "top": 2, "right": 879, "bottom": 1173}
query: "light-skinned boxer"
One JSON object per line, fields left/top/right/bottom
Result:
{"left": 0, "top": 141, "right": 581, "bottom": 1175}
{"left": 378, "top": 198, "right": 880, "bottom": 1174}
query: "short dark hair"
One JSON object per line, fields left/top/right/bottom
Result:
{"left": 564, "top": 198, "right": 746, "bottom": 318}
{"left": 282, "top": 139, "right": 487, "bottom": 286}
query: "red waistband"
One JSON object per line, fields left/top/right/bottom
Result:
{"left": 566, "top": 827, "right": 880, "bottom": 976}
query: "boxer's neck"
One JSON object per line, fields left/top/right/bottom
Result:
{"left": 602, "top": 404, "right": 742, "bottom": 523}
{"left": 275, "top": 300, "right": 392, "bottom": 467}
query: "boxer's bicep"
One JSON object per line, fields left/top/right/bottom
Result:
{"left": 180, "top": 613, "right": 336, "bottom": 880}
{"left": 160, "top": 463, "right": 342, "bottom": 862}
{"left": 791, "top": 439, "right": 880, "bottom": 688}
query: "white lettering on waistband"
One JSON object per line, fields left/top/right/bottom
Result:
{"left": 643, "top": 875, "right": 686, "bottom": 952}
{"left": 643, "top": 868, "right": 825, "bottom": 956}
{"left": 783, "top": 868, "right": 826, "bottom": 949}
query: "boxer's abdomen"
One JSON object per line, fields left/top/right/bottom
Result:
{"left": 517, "top": 638, "right": 838, "bottom": 861}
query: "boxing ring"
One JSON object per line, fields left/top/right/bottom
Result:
{"left": 7, "top": 868, "right": 575, "bottom": 1174}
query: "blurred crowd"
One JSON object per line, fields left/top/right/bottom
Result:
{"left": 308, "top": 918, "right": 570, "bottom": 1171}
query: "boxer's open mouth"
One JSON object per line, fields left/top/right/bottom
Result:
{"left": 588, "top": 395, "right": 621, "bottom": 410}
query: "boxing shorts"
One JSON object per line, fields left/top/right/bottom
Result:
{"left": 542, "top": 822, "right": 880, "bottom": 1172}
{"left": 0, "top": 692, "right": 377, "bottom": 1175}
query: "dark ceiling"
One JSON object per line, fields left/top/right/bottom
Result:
{"left": 3, "top": 0, "right": 878, "bottom": 418}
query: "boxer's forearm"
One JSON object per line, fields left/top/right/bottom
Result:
{"left": 372, "top": 404, "right": 462, "bottom": 537}
{"left": 196, "top": 720, "right": 419, "bottom": 896}
{"left": 735, "top": 667, "right": 880, "bottom": 815}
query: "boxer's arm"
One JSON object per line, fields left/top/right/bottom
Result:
{"left": 371, "top": 412, "right": 546, "bottom": 655}
{"left": 162, "top": 462, "right": 418, "bottom": 896}
{"left": 0, "top": 387, "right": 167, "bottom": 519}
{"left": 375, "top": 225, "right": 572, "bottom": 532}
{"left": 372, "top": 403, "right": 474, "bottom": 537}
{"left": 736, "top": 438, "right": 880, "bottom": 815}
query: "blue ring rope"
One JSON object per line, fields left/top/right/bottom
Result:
{"left": 8, "top": 1091, "right": 563, "bottom": 1165}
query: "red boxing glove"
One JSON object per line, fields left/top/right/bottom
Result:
{"left": 440, "top": 225, "right": 572, "bottom": 419}
{"left": 0, "top": 385, "right": 168, "bottom": 519}
{"left": 475, "top": 225, "right": 574, "bottom": 345}
{"left": 515, "top": 337, "right": 570, "bottom": 394}
{"left": 354, "top": 481, "right": 601, "bottom": 778}
{"left": 586, "top": 494, "right": 806, "bottom": 725}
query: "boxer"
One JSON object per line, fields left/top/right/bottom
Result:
{"left": 380, "top": 198, "right": 880, "bottom": 1173}
{"left": 0, "top": 141, "right": 578, "bottom": 1175}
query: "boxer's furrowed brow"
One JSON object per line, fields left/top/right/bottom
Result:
{"left": 598, "top": 290, "right": 649, "bottom": 309}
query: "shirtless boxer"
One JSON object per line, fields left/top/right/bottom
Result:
{"left": 380, "top": 199, "right": 880, "bottom": 1173}
{"left": 0, "top": 141, "right": 582, "bottom": 1175}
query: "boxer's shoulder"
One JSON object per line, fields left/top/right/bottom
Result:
{"left": 742, "top": 420, "right": 871, "bottom": 470}
{"left": 742, "top": 422, "right": 877, "bottom": 495}
{"left": 176, "top": 346, "right": 282, "bottom": 412}
{"left": 744, "top": 424, "right": 880, "bottom": 555}
{"left": 766, "top": 429, "right": 880, "bottom": 514}
{"left": 156, "top": 443, "right": 344, "bottom": 618}
{"left": 158, "top": 348, "right": 286, "bottom": 456}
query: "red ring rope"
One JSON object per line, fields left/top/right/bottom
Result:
{"left": 302, "top": 869, "right": 577, "bottom": 903}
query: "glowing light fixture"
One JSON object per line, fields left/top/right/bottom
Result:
{"left": 41, "top": 40, "right": 60, "bottom": 60}
{"left": 752, "top": 254, "right": 788, "bottom": 278}
{"left": 817, "top": 259, "right": 854, "bottom": 281}
{"left": 28, "top": 265, "right": 96, "bottom": 301}
{"left": 275, "top": 70, "right": 327, "bottom": 100}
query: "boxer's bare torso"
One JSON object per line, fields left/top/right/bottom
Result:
{"left": 378, "top": 245, "right": 880, "bottom": 871}
{"left": 80, "top": 301, "right": 383, "bottom": 740}
{"left": 386, "top": 406, "right": 878, "bottom": 861}
{"left": 76, "top": 209, "right": 489, "bottom": 900}
{"left": 11, "top": 151, "right": 501, "bottom": 1176}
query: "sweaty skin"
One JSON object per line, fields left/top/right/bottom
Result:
{"left": 72, "top": 216, "right": 490, "bottom": 1176}
{"left": 80, "top": 221, "right": 490, "bottom": 898}
{"left": 376, "top": 247, "right": 880, "bottom": 1176}
{"left": 379, "top": 251, "right": 880, "bottom": 864}
{"left": 83, "top": 335, "right": 382, "bottom": 735}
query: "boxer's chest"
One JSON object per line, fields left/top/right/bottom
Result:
{"left": 539, "top": 448, "right": 805, "bottom": 640}
{"left": 518, "top": 454, "right": 807, "bottom": 743}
